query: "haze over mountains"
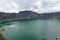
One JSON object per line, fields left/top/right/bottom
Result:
{"left": 0, "top": 10, "right": 60, "bottom": 22}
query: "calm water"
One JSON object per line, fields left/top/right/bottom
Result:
{"left": 2, "top": 20, "right": 60, "bottom": 40}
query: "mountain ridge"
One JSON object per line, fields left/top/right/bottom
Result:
{"left": 0, "top": 10, "right": 60, "bottom": 22}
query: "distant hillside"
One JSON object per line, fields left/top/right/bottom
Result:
{"left": 0, "top": 11, "right": 41, "bottom": 22}
{"left": 0, "top": 11, "right": 60, "bottom": 22}
{"left": 40, "top": 12, "right": 60, "bottom": 19}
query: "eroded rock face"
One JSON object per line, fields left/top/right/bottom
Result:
{"left": 0, "top": 10, "right": 60, "bottom": 22}
{"left": 0, "top": 11, "right": 41, "bottom": 22}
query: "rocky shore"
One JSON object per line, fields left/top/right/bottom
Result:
{"left": 0, "top": 28, "right": 9, "bottom": 40}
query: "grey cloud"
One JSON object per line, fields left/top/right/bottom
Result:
{"left": 29, "top": 0, "right": 60, "bottom": 13}
{"left": 0, "top": 0, "right": 60, "bottom": 13}
{"left": 0, "top": 0, "right": 40, "bottom": 12}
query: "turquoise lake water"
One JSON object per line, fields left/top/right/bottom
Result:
{"left": 2, "top": 20, "right": 60, "bottom": 40}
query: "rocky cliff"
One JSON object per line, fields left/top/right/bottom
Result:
{"left": 0, "top": 11, "right": 41, "bottom": 22}
{"left": 0, "top": 11, "right": 60, "bottom": 22}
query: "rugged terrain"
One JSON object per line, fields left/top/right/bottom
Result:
{"left": 0, "top": 11, "right": 60, "bottom": 22}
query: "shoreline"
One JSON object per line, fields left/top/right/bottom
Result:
{"left": 0, "top": 18, "right": 60, "bottom": 23}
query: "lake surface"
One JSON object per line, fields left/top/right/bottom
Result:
{"left": 2, "top": 20, "right": 60, "bottom": 40}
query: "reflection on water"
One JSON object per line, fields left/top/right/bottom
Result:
{"left": 1, "top": 20, "right": 60, "bottom": 40}
{"left": 0, "top": 22, "right": 13, "bottom": 40}
{"left": 0, "top": 22, "right": 13, "bottom": 27}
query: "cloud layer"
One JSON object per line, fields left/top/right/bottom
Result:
{"left": 30, "top": 0, "right": 60, "bottom": 13}
{"left": 0, "top": 0, "right": 60, "bottom": 13}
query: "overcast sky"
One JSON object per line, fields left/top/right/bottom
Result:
{"left": 0, "top": 0, "right": 60, "bottom": 13}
